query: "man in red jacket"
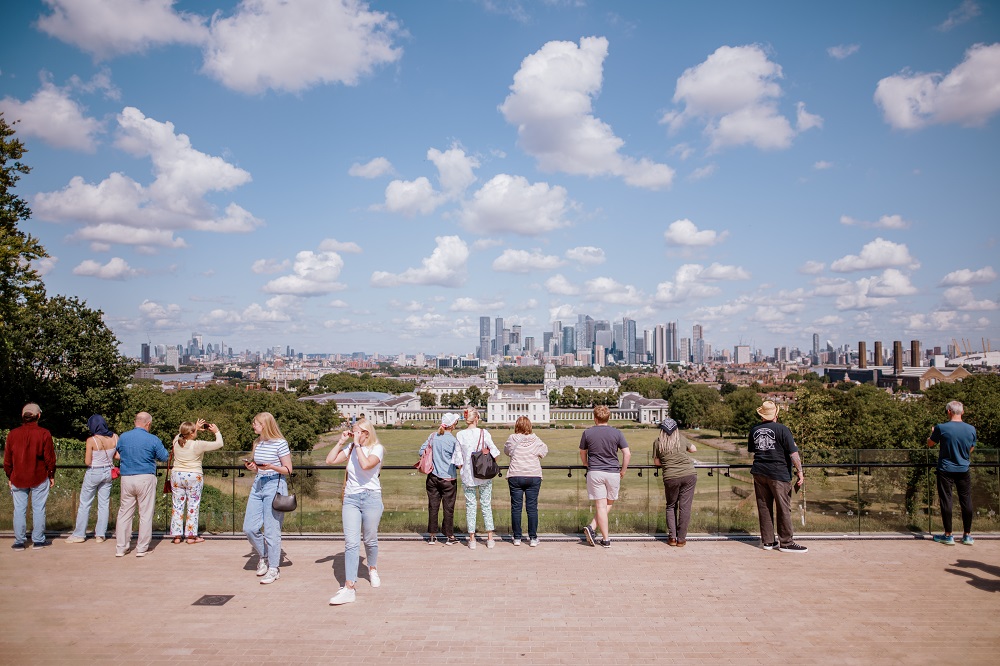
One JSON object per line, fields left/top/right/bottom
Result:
{"left": 4, "top": 403, "right": 57, "bottom": 550}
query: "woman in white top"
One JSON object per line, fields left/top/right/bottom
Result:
{"left": 66, "top": 415, "right": 119, "bottom": 543}
{"left": 169, "top": 418, "right": 224, "bottom": 544}
{"left": 326, "top": 419, "right": 385, "bottom": 605}
{"left": 453, "top": 408, "right": 500, "bottom": 549}
{"left": 242, "top": 412, "right": 293, "bottom": 585}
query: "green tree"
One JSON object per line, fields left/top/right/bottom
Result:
{"left": 669, "top": 384, "right": 719, "bottom": 429}
{"left": 783, "top": 387, "right": 840, "bottom": 460}
{"left": 724, "top": 388, "right": 762, "bottom": 437}
{"left": 559, "top": 385, "right": 577, "bottom": 408}
{"left": 620, "top": 376, "right": 668, "bottom": 399}
{"left": 418, "top": 391, "right": 437, "bottom": 407}
{"left": 703, "top": 402, "right": 733, "bottom": 437}
{"left": 0, "top": 116, "right": 135, "bottom": 435}
{"left": 465, "top": 385, "right": 484, "bottom": 408}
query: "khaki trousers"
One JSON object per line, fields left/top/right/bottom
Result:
{"left": 116, "top": 474, "right": 157, "bottom": 554}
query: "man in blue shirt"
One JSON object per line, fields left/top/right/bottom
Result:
{"left": 927, "top": 400, "right": 977, "bottom": 546}
{"left": 115, "top": 412, "right": 169, "bottom": 557}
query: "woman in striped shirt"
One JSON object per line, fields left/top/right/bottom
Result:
{"left": 242, "top": 412, "right": 293, "bottom": 585}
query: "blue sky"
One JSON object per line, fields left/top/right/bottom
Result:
{"left": 2, "top": 0, "right": 998, "bottom": 358}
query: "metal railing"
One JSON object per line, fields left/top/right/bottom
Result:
{"left": 3, "top": 449, "right": 997, "bottom": 537}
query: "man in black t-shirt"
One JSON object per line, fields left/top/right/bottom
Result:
{"left": 748, "top": 400, "right": 807, "bottom": 553}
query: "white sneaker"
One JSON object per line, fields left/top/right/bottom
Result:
{"left": 468, "top": 537, "right": 477, "bottom": 550}
{"left": 512, "top": 538, "right": 521, "bottom": 546}
{"left": 329, "top": 586, "right": 356, "bottom": 605}
{"left": 486, "top": 538, "right": 495, "bottom": 549}
{"left": 529, "top": 538, "right": 539, "bottom": 547}
{"left": 65, "top": 536, "right": 86, "bottom": 544}
{"left": 369, "top": 568, "right": 381, "bottom": 588}
{"left": 135, "top": 550, "right": 147, "bottom": 558}
{"left": 260, "top": 568, "right": 280, "bottom": 584}
{"left": 256, "top": 560, "right": 269, "bottom": 576}
{"left": 95, "top": 536, "right": 106, "bottom": 543}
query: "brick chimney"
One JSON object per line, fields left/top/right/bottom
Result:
{"left": 893, "top": 341, "right": 903, "bottom": 374}
{"left": 910, "top": 340, "right": 921, "bottom": 368}
{"left": 858, "top": 341, "right": 867, "bottom": 369}
{"left": 874, "top": 341, "right": 883, "bottom": 366}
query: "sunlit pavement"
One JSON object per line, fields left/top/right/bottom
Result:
{"left": 2, "top": 533, "right": 998, "bottom": 664}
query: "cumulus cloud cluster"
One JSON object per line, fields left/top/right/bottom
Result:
{"left": 662, "top": 44, "right": 822, "bottom": 152}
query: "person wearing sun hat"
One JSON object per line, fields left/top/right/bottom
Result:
{"left": 748, "top": 400, "right": 807, "bottom": 553}
{"left": 419, "top": 412, "right": 461, "bottom": 544}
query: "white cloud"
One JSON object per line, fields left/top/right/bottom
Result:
{"left": 348, "top": 157, "right": 394, "bottom": 178}
{"left": 813, "top": 315, "right": 844, "bottom": 327}
{"left": 139, "top": 299, "right": 182, "bottom": 328}
{"left": 813, "top": 160, "right": 834, "bottom": 170}
{"left": 449, "top": 297, "right": 506, "bottom": 312}
{"left": 703, "top": 263, "right": 751, "bottom": 280}
{"left": 492, "top": 249, "right": 564, "bottom": 273}
{"left": 328, "top": 299, "right": 349, "bottom": 308}
{"left": 831, "top": 238, "right": 920, "bottom": 272}
{"left": 371, "top": 236, "right": 469, "bottom": 287}
{"left": 867, "top": 268, "right": 918, "bottom": 297}
{"left": 544, "top": 274, "right": 580, "bottom": 296}
{"left": 262, "top": 250, "right": 346, "bottom": 296}
{"left": 201, "top": 0, "right": 402, "bottom": 94}
{"left": 565, "top": 246, "right": 606, "bottom": 266}
{"left": 428, "top": 144, "right": 480, "bottom": 199}
{"left": 943, "top": 286, "right": 998, "bottom": 310}
{"left": 0, "top": 80, "right": 102, "bottom": 151}
{"left": 549, "top": 303, "right": 577, "bottom": 321}
{"left": 654, "top": 263, "right": 745, "bottom": 303}
{"left": 318, "top": 238, "right": 363, "bottom": 253}
{"left": 472, "top": 238, "right": 504, "bottom": 251}
{"left": 827, "top": 44, "right": 860, "bottom": 60}
{"left": 800, "top": 260, "right": 825, "bottom": 274}
{"left": 902, "top": 311, "right": 989, "bottom": 333}
{"left": 583, "top": 277, "right": 645, "bottom": 306}
{"left": 499, "top": 36, "right": 674, "bottom": 189}
{"left": 938, "top": 0, "right": 981, "bottom": 31}
{"left": 688, "top": 301, "right": 749, "bottom": 322}
{"left": 251, "top": 258, "right": 290, "bottom": 274}
{"left": 34, "top": 107, "right": 260, "bottom": 246}
{"left": 377, "top": 176, "right": 445, "bottom": 216}
{"left": 939, "top": 266, "right": 996, "bottom": 286}
{"left": 875, "top": 43, "right": 1000, "bottom": 129}
{"left": 32, "top": 256, "right": 58, "bottom": 277}
{"left": 73, "top": 257, "right": 142, "bottom": 280}
{"left": 388, "top": 299, "right": 426, "bottom": 312}
{"left": 689, "top": 164, "right": 717, "bottom": 181}
{"left": 459, "top": 174, "right": 572, "bottom": 235}
{"left": 664, "top": 44, "right": 821, "bottom": 151}
{"left": 208, "top": 302, "right": 292, "bottom": 324}
{"left": 37, "top": 0, "right": 207, "bottom": 59}
{"left": 664, "top": 218, "right": 729, "bottom": 247}
{"left": 840, "top": 214, "right": 911, "bottom": 229}
{"left": 68, "top": 222, "right": 187, "bottom": 250}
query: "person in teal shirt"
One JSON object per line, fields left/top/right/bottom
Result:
{"left": 927, "top": 400, "right": 977, "bottom": 546}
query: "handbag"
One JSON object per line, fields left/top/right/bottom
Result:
{"left": 271, "top": 472, "right": 297, "bottom": 512}
{"left": 471, "top": 430, "right": 499, "bottom": 480}
{"left": 414, "top": 435, "right": 434, "bottom": 475}
{"left": 111, "top": 466, "right": 120, "bottom": 480}
{"left": 163, "top": 450, "right": 173, "bottom": 494}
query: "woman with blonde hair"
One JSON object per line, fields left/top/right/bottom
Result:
{"left": 504, "top": 416, "right": 548, "bottom": 547}
{"left": 652, "top": 418, "right": 697, "bottom": 546}
{"left": 243, "top": 412, "right": 293, "bottom": 584}
{"left": 326, "top": 418, "right": 386, "bottom": 605}
{"left": 452, "top": 407, "right": 500, "bottom": 549}
{"left": 169, "top": 418, "right": 224, "bottom": 544}
{"left": 66, "top": 415, "right": 118, "bottom": 543}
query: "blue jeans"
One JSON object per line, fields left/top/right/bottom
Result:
{"left": 243, "top": 475, "right": 286, "bottom": 569}
{"left": 11, "top": 480, "right": 50, "bottom": 545}
{"left": 342, "top": 490, "right": 383, "bottom": 584}
{"left": 508, "top": 476, "right": 542, "bottom": 540}
{"left": 72, "top": 467, "right": 112, "bottom": 538}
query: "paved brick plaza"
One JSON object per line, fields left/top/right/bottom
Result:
{"left": 1, "top": 534, "right": 998, "bottom": 664}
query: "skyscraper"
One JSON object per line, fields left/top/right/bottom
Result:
{"left": 666, "top": 321, "right": 678, "bottom": 362}
{"left": 479, "top": 316, "right": 491, "bottom": 361}
{"left": 623, "top": 317, "right": 637, "bottom": 364}
{"left": 562, "top": 326, "right": 576, "bottom": 355}
{"left": 812, "top": 333, "right": 820, "bottom": 363}
{"left": 653, "top": 324, "right": 666, "bottom": 365}
{"left": 494, "top": 316, "right": 504, "bottom": 355}
{"left": 692, "top": 324, "right": 704, "bottom": 364}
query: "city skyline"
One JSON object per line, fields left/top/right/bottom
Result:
{"left": 4, "top": 1, "right": 998, "bottom": 357}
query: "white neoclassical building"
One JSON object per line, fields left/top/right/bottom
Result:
{"left": 418, "top": 364, "right": 499, "bottom": 405}
{"left": 486, "top": 388, "right": 551, "bottom": 424}
{"left": 542, "top": 363, "right": 619, "bottom": 396}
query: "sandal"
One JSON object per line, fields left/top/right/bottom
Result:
{"left": 172, "top": 536, "right": 183, "bottom": 544}
{"left": 186, "top": 536, "right": 205, "bottom": 544}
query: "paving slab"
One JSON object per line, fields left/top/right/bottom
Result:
{"left": 1, "top": 535, "right": 998, "bottom": 664}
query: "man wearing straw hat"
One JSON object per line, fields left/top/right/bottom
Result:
{"left": 748, "top": 400, "right": 807, "bottom": 553}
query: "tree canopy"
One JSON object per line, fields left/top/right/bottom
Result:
{"left": 0, "top": 115, "right": 136, "bottom": 436}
